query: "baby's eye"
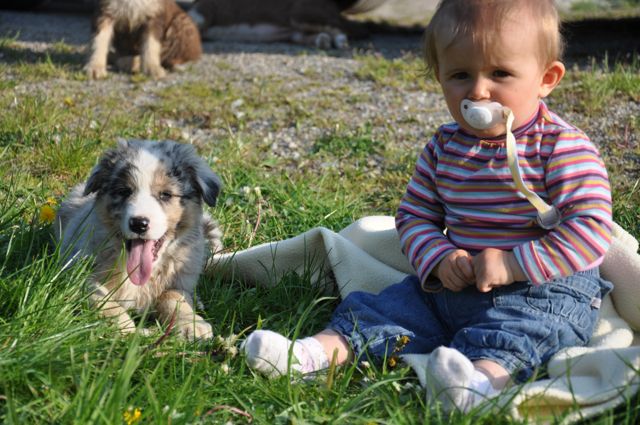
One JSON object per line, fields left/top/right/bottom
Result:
{"left": 492, "top": 70, "right": 511, "bottom": 78}
{"left": 450, "top": 72, "right": 469, "bottom": 80}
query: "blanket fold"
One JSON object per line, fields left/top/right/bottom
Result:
{"left": 211, "top": 216, "right": 640, "bottom": 424}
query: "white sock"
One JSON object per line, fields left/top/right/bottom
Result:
{"left": 426, "top": 346, "right": 498, "bottom": 412}
{"left": 241, "top": 330, "right": 329, "bottom": 378}
{"left": 468, "top": 369, "right": 498, "bottom": 406}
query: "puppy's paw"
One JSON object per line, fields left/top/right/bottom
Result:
{"left": 144, "top": 64, "right": 167, "bottom": 80}
{"left": 85, "top": 61, "right": 108, "bottom": 79}
{"left": 177, "top": 318, "right": 213, "bottom": 341}
{"left": 116, "top": 314, "right": 137, "bottom": 334}
{"left": 138, "top": 327, "right": 157, "bottom": 337}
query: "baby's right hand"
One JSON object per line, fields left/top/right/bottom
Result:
{"left": 432, "top": 250, "right": 475, "bottom": 291}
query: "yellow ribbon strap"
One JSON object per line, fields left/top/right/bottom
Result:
{"left": 504, "top": 108, "right": 560, "bottom": 229}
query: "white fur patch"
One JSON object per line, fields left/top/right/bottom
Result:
{"left": 122, "top": 149, "right": 168, "bottom": 240}
{"left": 104, "top": 0, "right": 162, "bottom": 28}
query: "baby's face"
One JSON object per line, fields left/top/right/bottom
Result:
{"left": 436, "top": 17, "right": 550, "bottom": 138}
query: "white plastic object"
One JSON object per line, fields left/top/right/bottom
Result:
{"left": 460, "top": 99, "right": 504, "bottom": 130}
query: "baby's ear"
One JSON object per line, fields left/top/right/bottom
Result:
{"left": 539, "top": 61, "right": 565, "bottom": 98}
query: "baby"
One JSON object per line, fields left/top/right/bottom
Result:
{"left": 242, "top": 0, "right": 614, "bottom": 412}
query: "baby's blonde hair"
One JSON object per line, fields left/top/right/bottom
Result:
{"left": 423, "top": 0, "right": 564, "bottom": 73}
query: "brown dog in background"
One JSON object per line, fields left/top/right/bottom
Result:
{"left": 188, "top": 0, "right": 384, "bottom": 49}
{"left": 86, "top": 0, "right": 202, "bottom": 79}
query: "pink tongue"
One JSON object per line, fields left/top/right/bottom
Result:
{"left": 126, "top": 239, "right": 155, "bottom": 286}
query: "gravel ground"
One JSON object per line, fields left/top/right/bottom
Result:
{"left": 0, "top": 9, "right": 446, "bottom": 155}
{"left": 1, "top": 8, "right": 638, "bottom": 182}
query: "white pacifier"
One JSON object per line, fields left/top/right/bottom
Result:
{"left": 460, "top": 99, "right": 504, "bottom": 130}
{"left": 460, "top": 99, "right": 561, "bottom": 229}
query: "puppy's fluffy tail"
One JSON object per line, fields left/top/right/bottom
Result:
{"left": 202, "top": 212, "right": 224, "bottom": 255}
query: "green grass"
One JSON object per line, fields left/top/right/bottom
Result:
{"left": 353, "top": 53, "right": 436, "bottom": 91}
{"left": 0, "top": 34, "right": 639, "bottom": 424}
{"left": 557, "top": 58, "right": 640, "bottom": 115}
{"left": 563, "top": 0, "right": 640, "bottom": 19}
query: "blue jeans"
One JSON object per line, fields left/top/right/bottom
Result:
{"left": 328, "top": 269, "right": 612, "bottom": 382}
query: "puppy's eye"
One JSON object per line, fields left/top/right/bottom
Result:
{"left": 159, "top": 191, "right": 173, "bottom": 202}
{"left": 115, "top": 188, "right": 132, "bottom": 198}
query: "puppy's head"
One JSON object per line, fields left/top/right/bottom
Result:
{"left": 84, "top": 139, "right": 222, "bottom": 285}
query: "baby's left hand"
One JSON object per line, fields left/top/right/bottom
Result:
{"left": 472, "top": 248, "right": 527, "bottom": 292}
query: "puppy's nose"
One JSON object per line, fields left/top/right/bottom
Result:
{"left": 129, "top": 216, "right": 149, "bottom": 234}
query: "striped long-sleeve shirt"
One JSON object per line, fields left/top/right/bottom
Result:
{"left": 396, "top": 101, "right": 612, "bottom": 290}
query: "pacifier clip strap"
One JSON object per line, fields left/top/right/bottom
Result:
{"left": 504, "top": 108, "right": 561, "bottom": 229}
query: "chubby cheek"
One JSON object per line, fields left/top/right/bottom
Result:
{"left": 441, "top": 87, "right": 465, "bottom": 122}
{"left": 448, "top": 107, "right": 466, "bottom": 129}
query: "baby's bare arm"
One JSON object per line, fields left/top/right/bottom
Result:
{"left": 472, "top": 248, "right": 527, "bottom": 292}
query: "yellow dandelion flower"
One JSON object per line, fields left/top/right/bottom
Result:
{"left": 123, "top": 408, "right": 142, "bottom": 425}
{"left": 387, "top": 357, "right": 397, "bottom": 368}
{"left": 399, "top": 335, "right": 410, "bottom": 345}
{"left": 39, "top": 204, "right": 56, "bottom": 224}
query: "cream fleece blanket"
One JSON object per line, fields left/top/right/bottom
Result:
{"left": 211, "top": 216, "right": 640, "bottom": 424}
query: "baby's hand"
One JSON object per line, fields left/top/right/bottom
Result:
{"left": 472, "top": 248, "right": 527, "bottom": 292}
{"left": 433, "top": 249, "right": 475, "bottom": 291}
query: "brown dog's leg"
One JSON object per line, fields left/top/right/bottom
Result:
{"left": 156, "top": 289, "right": 213, "bottom": 340}
{"left": 86, "top": 15, "right": 115, "bottom": 79}
{"left": 140, "top": 21, "right": 167, "bottom": 79}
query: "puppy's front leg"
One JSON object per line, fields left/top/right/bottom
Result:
{"left": 156, "top": 289, "right": 213, "bottom": 340}
{"left": 141, "top": 27, "right": 167, "bottom": 79}
{"left": 90, "top": 287, "right": 137, "bottom": 334}
{"left": 86, "top": 16, "right": 114, "bottom": 79}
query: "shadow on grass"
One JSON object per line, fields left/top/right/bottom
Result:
{"left": 0, "top": 43, "right": 85, "bottom": 67}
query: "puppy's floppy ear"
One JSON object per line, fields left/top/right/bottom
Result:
{"left": 194, "top": 161, "right": 222, "bottom": 207}
{"left": 83, "top": 142, "right": 128, "bottom": 196}
{"left": 170, "top": 143, "right": 222, "bottom": 207}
